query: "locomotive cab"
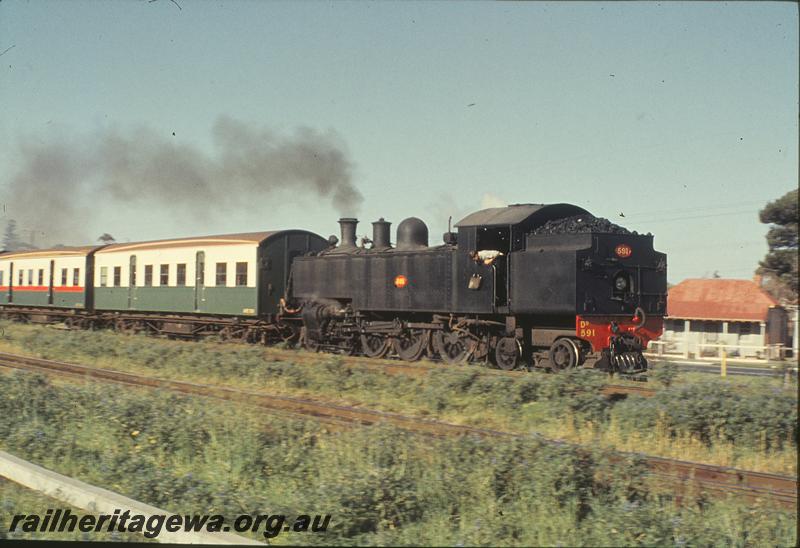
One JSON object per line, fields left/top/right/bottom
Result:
{"left": 457, "top": 203, "right": 667, "bottom": 373}
{"left": 455, "top": 203, "right": 591, "bottom": 314}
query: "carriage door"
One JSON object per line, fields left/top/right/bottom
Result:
{"left": 128, "top": 255, "right": 137, "bottom": 309}
{"left": 48, "top": 260, "right": 55, "bottom": 305}
{"left": 194, "top": 251, "right": 205, "bottom": 312}
{"left": 8, "top": 262, "right": 13, "bottom": 303}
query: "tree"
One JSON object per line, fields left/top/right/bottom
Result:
{"left": 2, "top": 219, "right": 20, "bottom": 251}
{"left": 758, "top": 189, "right": 798, "bottom": 303}
{"left": 97, "top": 233, "right": 116, "bottom": 244}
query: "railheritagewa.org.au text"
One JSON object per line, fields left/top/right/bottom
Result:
{"left": 8, "top": 509, "right": 331, "bottom": 539}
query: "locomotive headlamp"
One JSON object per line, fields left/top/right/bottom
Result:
{"left": 614, "top": 275, "right": 628, "bottom": 291}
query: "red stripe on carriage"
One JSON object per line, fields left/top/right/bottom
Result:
{"left": 9, "top": 286, "right": 50, "bottom": 292}
{"left": 5, "top": 286, "right": 84, "bottom": 293}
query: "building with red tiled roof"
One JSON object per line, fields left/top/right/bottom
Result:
{"left": 667, "top": 279, "right": 778, "bottom": 322}
{"left": 658, "top": 278, "right": 790, "bottom": 359}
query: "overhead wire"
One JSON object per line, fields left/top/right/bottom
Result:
{"left": 618, "top": 200, "right": 763, "bottom": 220}
{"left": 625, "top": 209, "right": 757, "bottom": 224}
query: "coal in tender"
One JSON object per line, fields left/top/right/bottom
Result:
{"left": 532, "top": 215, "right": 636, "bottom": 235}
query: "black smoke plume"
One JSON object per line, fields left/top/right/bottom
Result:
{"left": 2, "top": 116, "right": 361, "bottom": 246}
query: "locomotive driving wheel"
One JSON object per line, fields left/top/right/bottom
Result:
{"left": 549, "top": 338, "right": 580, "bottom": 371}
{"left": 392, "top": 329, "right": 429, "bottom": 362}
{"left": 434, "top": 330, "right": 475, "bottom": 365}
{"left": 360, "top": 333, "right": 390, "bottom": 358}
{"left": 494, "top": 336, "right": 521, "bottom": 370}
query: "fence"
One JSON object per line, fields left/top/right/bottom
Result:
{"left": 646, "top": 340, "right": 789, "bottom": 361}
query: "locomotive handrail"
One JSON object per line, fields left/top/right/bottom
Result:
{"left": 633, "top": 307, "right": 647, "bottom": 329}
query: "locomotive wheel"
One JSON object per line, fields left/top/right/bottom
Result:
{"left": 338, "top": 334, "right": 359, "bottom": 356}
{"left": 434, "top": 331, "right": 475, "bottom": 365}
{"left": 549, "top": 338, "right": 579, "bottom": 371}
{"left": 393, "top": 329, "right": 429, "bottom": 362}
{"left": 360, "top": 333, "right": 390, "bottom": 358}
{"left": 494, "top": 336, "right": 521, "bottom": 370}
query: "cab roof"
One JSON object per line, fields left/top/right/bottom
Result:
{"left": 455, "top": 203, "right": 590, "bottom": 228}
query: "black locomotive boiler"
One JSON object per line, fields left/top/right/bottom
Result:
{"left": 286, "top": 203, "right": 667, "bottom": 372}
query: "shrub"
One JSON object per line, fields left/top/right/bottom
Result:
{"left": 612, "top": 382, "right": 798, "bottom": 449}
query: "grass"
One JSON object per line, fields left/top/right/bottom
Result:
{"left": 0, "top": 372, "right": 796, "bottom": 547}
{"left": 0, "top": 320, "right": 796, "bottom": 474}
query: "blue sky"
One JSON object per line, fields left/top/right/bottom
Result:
{"left": 0, "top": 1, "right": 796, "bottom": 283}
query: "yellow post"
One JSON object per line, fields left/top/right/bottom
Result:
{"left": 721, "top": 349, "right": 727, "bottom": 377}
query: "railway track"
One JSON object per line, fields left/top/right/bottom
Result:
{"left": 0, "top": 351, "right": 794, "bottom": 511}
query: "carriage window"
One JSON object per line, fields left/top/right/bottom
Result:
{"left": 176, "top": 264, "right": 186, "bottom": 286}
{"left": 0, "top": 271, "right": 4, "bottom": 286}
{"left": 73, "top": 268, "right": 80, "bottom": 286}
{"left": 144, "top": 265, "right": 153, "bottom": 286}
{"left": 160, "top": 264, "right": 169, "bottom": 286}
{"left": 100, "top": 267, "right": 108, "bottom": 287}
{"left": 113, "top": 266, "right": 121, "bottom": 287}
{"left": 216, "top": 263, "right": 227, "bottom": 286}
{"left": 28, "top": 269, "right": 33, "bottom": 285}
{"left": 19, "top": 271, "right": 24, "bottom": 285}
{"left": 61, "top": 268, "right": 68, "bottom": 286}
{"left": 235, "top": 262, "right": 247, "bottom": 286}
{"left": 38, "top": 269, "right": 44, "bottom": 286}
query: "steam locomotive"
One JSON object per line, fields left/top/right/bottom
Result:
{"left": 0, "top": 202, "right": 666, "bottom": 373}
{"left": 289, "top": 203, "right": 666, "bottom": 373}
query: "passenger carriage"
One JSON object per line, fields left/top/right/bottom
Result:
{"left": 0, "top": 246, "right": 102, "bottom": 310}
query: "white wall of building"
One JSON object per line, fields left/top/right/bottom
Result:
{"left": 660, "top": 318, "right": 768, "bottom": 358}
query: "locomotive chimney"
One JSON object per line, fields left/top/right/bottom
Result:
{"left": 371, "top": 218, "right": 391, "bottom": 250}
{"left": 338, "top": 218, "right": 358, "bottom": 250}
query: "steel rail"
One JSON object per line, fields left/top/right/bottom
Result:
{"left": 0, "top": 351, "right": 794, "bottom": 511}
